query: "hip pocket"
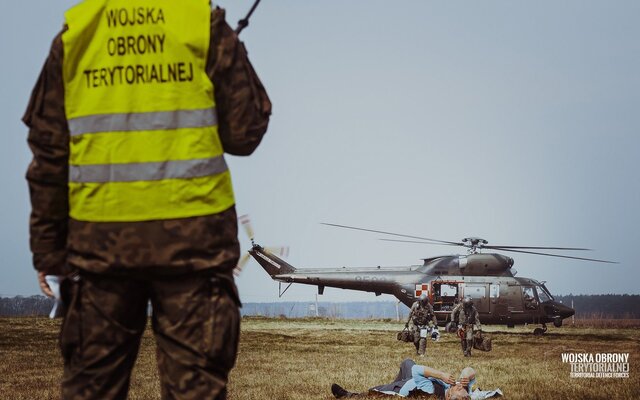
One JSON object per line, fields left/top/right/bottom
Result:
{"left": 59, "top": 274, "right": 83, "bottom": 362}
{"left": 203, "top": 277, "right": 240, "bottom": 372}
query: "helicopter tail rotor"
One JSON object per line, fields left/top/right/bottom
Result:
{"left": 233, "top": 215, "right": 291, "bottom": 276}
{"left": 233, "top": 253, "right": 251, "bottom": 276}
{"left": 239, "top": 214, "right": 255, "bottom": 244}
{"left": 265, "top": 246, "right": 290, "bottom": 258}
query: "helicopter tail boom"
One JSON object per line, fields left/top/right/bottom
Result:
{"left": 248, "top": 245, "right": 296, "bottom": 276}
{"left": 248, "top": 243, "right": 405, "bottom": 295}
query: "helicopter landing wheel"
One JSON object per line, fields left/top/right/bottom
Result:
{"left": 533, "top": 324, "right": 548, "bottom": 336}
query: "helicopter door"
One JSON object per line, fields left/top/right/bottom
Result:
{"left": 431, "top": 281, "right": 461, "bottom": 313}
{"left": 465, "top": 284, "right": 489, "bottom": 313}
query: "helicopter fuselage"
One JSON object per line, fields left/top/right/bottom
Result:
{"left": 249, "top": 245, "right": 575, "bottom": 328}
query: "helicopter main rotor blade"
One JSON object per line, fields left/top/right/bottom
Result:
{"left": 491, "top": 247, "right": 618, "bottom": 264}
{"left": 379, "top": 238, "right": 461, "bottom": 247}
{"left": 485, "top": 245, "right": 592, "bottom": 251}
{"left": 380, "top": 239, "right": 593, "bottom": 252}
{"left": 321, "top": 223, "right": 463, "bottom": 246}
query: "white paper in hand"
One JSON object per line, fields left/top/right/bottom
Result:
{"left": 44, "top": 275, "right": 63, "bottom": 319}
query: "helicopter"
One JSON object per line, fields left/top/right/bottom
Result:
{"left": 235, "top": 217, "right": 617, "bottom": 335}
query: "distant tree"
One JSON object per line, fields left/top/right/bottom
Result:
{"left": 555, "top": 294, "right": 640, "bottom": 318}
{"left": 234, "top": 296, "right": 639, "bottom": 320}
{"left": 0, "top": 296, "right": 54, "bottom": 317}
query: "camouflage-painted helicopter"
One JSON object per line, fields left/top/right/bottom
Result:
{"left": 235, "top": 218, "right": 617, "bottom": 334}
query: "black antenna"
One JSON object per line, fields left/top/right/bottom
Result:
{"left": 236, "top": 0, "right": 262, "bottom": 35}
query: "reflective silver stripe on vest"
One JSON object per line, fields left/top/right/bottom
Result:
{"left": 68, "top": 108, "right": 217, "bottom": 136}
{"left": 69, "top": 156, "right": 228, "bottom": 183}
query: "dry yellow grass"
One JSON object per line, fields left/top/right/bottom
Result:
{"left": 570, "top": 318, "right": 640, "bottom": 329}
{"left": 1, "top": 317, "right": 638, "bottom": 399}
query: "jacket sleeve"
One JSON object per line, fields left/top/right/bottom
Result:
{"left": 207, "top": 8, "right": 271, "bottom": 156}
{"left": 474, "top": 310, "right": 482, "bottom": 329}
{"left": 429, "top": 304, "right": 437, "bottom": 326}
{"left": 451, "top": 305, "right": 460, "bottom": 323}
{"left": 23, "top": 32, "right": 70, "bottom": 275}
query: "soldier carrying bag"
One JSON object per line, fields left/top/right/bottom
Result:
{"left": 412, "top": 307, "right": 430, "bottom": 325}
{"left": 397, "top": 326, "right": 413, "bottom": 343}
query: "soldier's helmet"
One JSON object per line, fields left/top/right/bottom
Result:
{"left": 463, "top": 296, "right": 473, "bottom": 308}
{"left": 419, "top": 293, "right": 429, "bottom": 305}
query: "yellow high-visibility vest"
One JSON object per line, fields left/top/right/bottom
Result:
{"left": 62, "top": 0, "right": 234, "bottom": 222}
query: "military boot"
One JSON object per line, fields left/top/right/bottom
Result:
{"left": 464, "top": 339, "right": 474, "bottom": 357}
{"left": 331, "top": 384, "right": 358, "bottom": 398}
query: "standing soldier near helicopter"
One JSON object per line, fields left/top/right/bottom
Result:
{"left": 452, "top": 297, "right": 482, "bottom": 357}
{"left": 24, "top": 1, "right": 271, "bottom": 398}
{"left": 406, "top": 293, "right": 438, "bottom": 355}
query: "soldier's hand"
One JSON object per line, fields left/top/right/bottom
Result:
{"left": 37, "top": 271, "right": 54, "bottom": 298}
{"left": 460, "top": 377, "right": 470, "bottom": 386}
{"left": 440, "top": 373, "right": 455, "bottom": 385}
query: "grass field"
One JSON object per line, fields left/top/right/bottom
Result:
{"left": 1, "top": 317, "right": 638, "bottom": 399}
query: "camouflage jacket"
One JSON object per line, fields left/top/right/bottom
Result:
{"left": 453, "top": 304, "right": 482, "bottom": 329}
{"left": 24, "top": 8, "right": 271, "bottom": 277}
{"left": 409, "top": 301, "right": 436, "bottom": 326}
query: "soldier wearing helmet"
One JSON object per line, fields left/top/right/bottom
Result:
{"left": 452, "top": 297, "right": 482, "bottom": 357}
{"left": 406, "top": 293, "right": 438, "bottom": 355}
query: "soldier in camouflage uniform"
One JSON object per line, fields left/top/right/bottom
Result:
{"left": 405, "top": 294, "right": 438, "bottom": 355}
{"left": 449, "top": 297, "right": 462, "bottom": 327}
{"left": 452, "top": 297, "right": 482, "bottom": 357}
{"left": 25, "top": 4, "right": 270, "bottom": 400}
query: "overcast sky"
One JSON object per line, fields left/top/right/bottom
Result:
{"left": 1, "top": 1, "right": 638, "bottom": 304}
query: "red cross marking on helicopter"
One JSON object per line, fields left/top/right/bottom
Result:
{"left": 415, "top": 284, "right": 429, "bottom": 297}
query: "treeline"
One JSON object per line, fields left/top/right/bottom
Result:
{"left": 1, "top": 294, "right": 639, "bottom": 319}
{"left": 1, "top": 298, "right": 406, "bottom": 319}
{"left": 241, "top": 301, "right": 409, "bottom": 320}
{"left": 242, "top": 295, "right": 640, "bottom": 319}
{"left": 554, "top": 294, "right": 640, "bottom": 318}
{"left": 0, "top": 295, "right": 55, "bottom": 317}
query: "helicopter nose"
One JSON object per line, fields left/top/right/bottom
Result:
{"left": 557, "top": 303, "right": 575, "bottom": 318}
{"left": 545, "top": 302, "right": 574, "bottom": 319}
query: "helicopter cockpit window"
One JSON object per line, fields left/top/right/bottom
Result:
{"left": 537, "top": 286, "right": 552, "bottom": 303}
{"left": 522, "top": 287, "right": 538, "bottom": 309}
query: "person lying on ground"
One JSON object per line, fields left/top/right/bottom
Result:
{"left": 331, "top": 358, "right": 475, "bottom": 399}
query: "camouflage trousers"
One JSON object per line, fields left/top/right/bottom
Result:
{"left": 408, "top": 324, "right": 420, "bottom": 352}
{"left": 59, "top": 270, "right": 240, "bottom": 400}
{"left": 408, "top": 323, "right": 431, "bottom": 354}
{"left": 458, "top": 326, "right": 475, "bottom": 357}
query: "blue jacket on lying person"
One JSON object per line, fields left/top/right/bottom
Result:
{"left": 331, "top": 358, "right": 477, "bottom": 399}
